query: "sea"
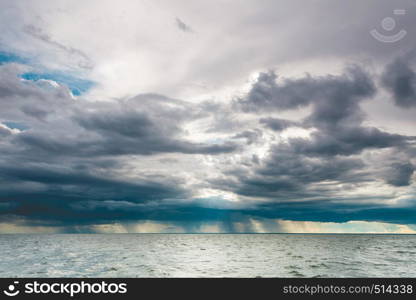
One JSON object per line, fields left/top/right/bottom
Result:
{"left": 0, "top": 234, "right": 415, "bottom": 277}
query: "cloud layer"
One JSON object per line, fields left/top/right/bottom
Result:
{"left": 0, "top": 0, "right": 415, "bottom": 232}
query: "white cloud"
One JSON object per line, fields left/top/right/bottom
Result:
{"left": 2, "top": 0, "right": 414, "bottom": 101}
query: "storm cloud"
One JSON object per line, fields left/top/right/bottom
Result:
{"left": 222, "top": 64, "right": 416, "bottom": 206}
{"left": 0, "top": 0, "right": 415, "bottom": 232}
{"left": 382, "top": 57, "right": 416, "bottom": 108}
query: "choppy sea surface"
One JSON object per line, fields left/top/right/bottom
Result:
{"left": 0, "top": 234, "right": 415, "bottom": 277}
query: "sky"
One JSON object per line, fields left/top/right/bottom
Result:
{"left": 0, "top": 0, "right": 415, "bottom": 233}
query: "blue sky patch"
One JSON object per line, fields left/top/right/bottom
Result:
{"left": 3, "top": 121, "right": 29, "bottom": 131}
{"left": 21, "top": 72, "right": 95, "bottom": 96}
{"left": 0, "top": 51, "right": 28, "bottom": 65}
{"left": 0, "top": 50, "right": 94, "bottom": 96}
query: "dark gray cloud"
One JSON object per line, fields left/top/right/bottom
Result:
{"left": 0, "top": 64, "right": 240, "bottom": 226}
{"left": 0, "top": 68, "right": 237, "bottom": 158}
{"left": 0, "top": 147, "right": 190, "bottom": 225}
{"left": 382, "top": 57, "right": 416, "bottom": 108}
{"left": 222, "top": 64, "right": 416, "bottom": 204}
{"left": 303, "top": 67, "right": 375, "bottom": 129}
{"left": 73, "top": 102, "right": 237, "bottom": 156}
{"left": 0, "top": 64, "right": 73, "bottom": 123}
{"left": 259, "top": 117, "right": 297, "bottom": 131}
{"left": 290, "top": 127, "right": 414, "bottom": 157}
{"left": 238, "top": 65, "right": 414, "bottom": 155}
{"left": 238, "top": 66, "right": 375, "bottom": 115}
{"left": 382, "top": 162, "right": 414, "bottom": 186}
{"left": 237, "top": 70, "right": 313, "bottom": 112}
{"left": 210, "top": 149, "right": 369, "bottom": 201}
{"left": 175, "top": 17, "right": 193, "bottom": 33}
{"left": 0, "top": 164, "right": 185, "bottom": 203}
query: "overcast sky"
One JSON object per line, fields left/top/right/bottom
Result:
{"left": 0, "top": 0, "right": 415, "bottom": 233}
